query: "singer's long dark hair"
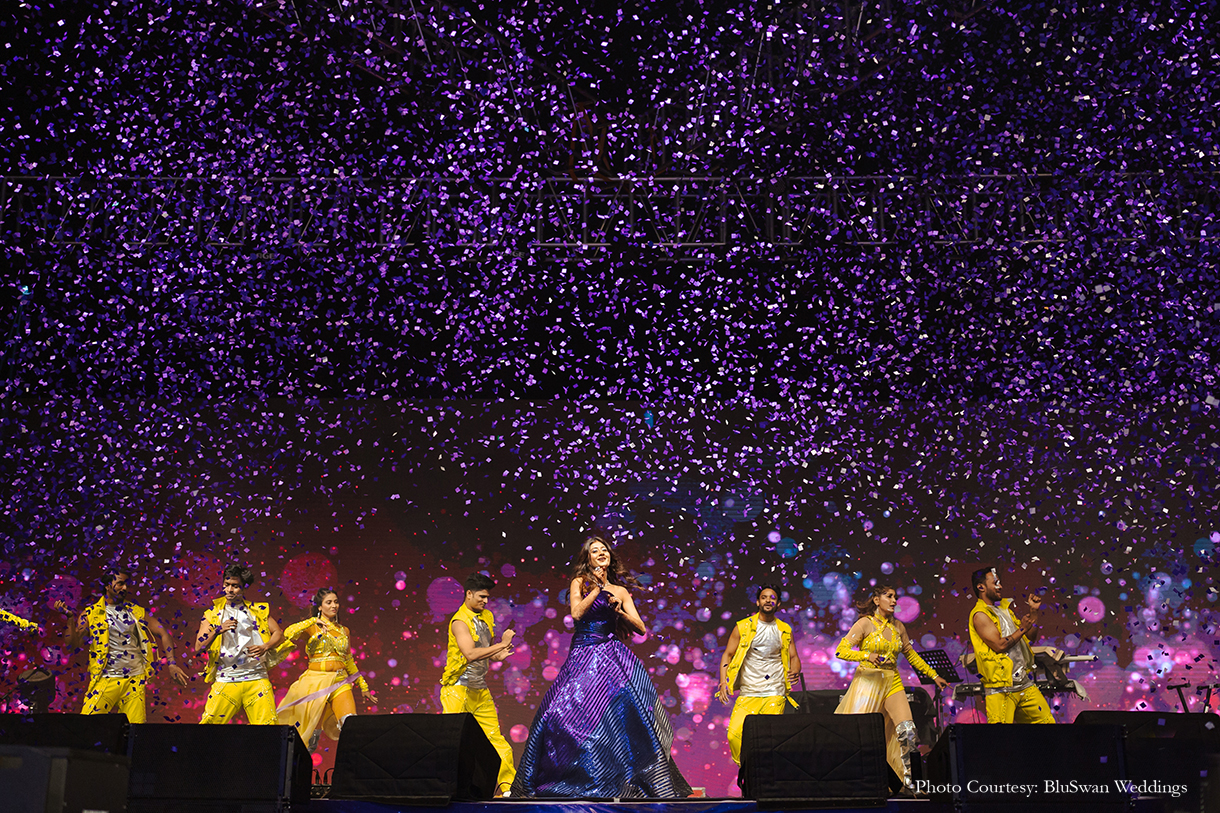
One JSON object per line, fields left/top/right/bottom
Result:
{"left": 572, "top": 534, "right": 639, "bottom": 597}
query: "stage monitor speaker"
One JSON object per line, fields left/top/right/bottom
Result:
{"left": 786, "top": 687, "right": 937, "bottom": 746}
{"left": 1074, "top": 709, "right": 1220, "bottom": 742}
{"left": 1203, "top": 753, "right": 1220, "bottom": 813}
{"left": 0, "top": 745, "right": 129, "bottom": 813}
{"left": 739, "top": 712, "right": 889, "bottom": 808}
{"left": 1075, "top": 710, "right": 1220, "bottom": 813}
{"left": 127, "top": 724, "right": 310, "bottom": 813}
{"left": 784, "top": 688, "right": 844, "bottom": 715}
{"left": 924, "top": 723, "right": 1127, "bottom": 812}
{"left": 0, "top": 713, "right": 129, "bottom": 755}
{"left": 329, "top": 713, "right": 500, "bottom": 804}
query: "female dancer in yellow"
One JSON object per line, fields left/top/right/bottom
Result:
{"left": 834, "top": 585, "right": 947, "bottom": 790}
{"left": 276, "top": 588, "right": 376, "bottom": 750}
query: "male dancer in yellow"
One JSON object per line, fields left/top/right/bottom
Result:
{"left": 968, "top": 566, "right": 1054, "bottom": 724}
{"left": 717, "top": 585, "right": 801, "bottom": 765}
{"left": 1, "top": 608, "right": 38, "bottom": 632}
{"left": 440, "top": 573, "right": 517, "bottom": 796}
{"left": 58, "top": 566, "right": 190, "bottom": 722}
{"left": 194, "top": 563, "right": 284, "bottom": 724}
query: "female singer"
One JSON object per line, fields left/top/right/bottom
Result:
{"left": 511, "top": 534, "right": 691, "bottom": 798}
{"left": 275, "top": 588, "right": 376, "bottom": 750}
{"left": 834, "top": 584, "right": 948, "bottom": 789}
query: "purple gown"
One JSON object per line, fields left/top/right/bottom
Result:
{"left": 510, "top": 590, "right": 691, "bottom": 798}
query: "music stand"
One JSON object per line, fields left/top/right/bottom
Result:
{"left": 915, "top": 650, "right": 962, "bottom": 736}
{"left": 1197, "top": 683, "right": 1220, "bottom": 714}
{"left": 1168, "top": 680, "right": 1192, "bottom": 712}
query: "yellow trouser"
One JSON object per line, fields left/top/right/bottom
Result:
{"left": 82, "top": 674, "right": 147, "bottom": 723}
{"left": 984, "top": 684, "right": 1056, "bottom": 724}
{"left": 727, "top": 695, "right": 788, "bottom": 764}
{"left": 200, "top": 678, "right": 279, "bottom": 725}
{"left": 440, "top": 685, "right": 516, "bottom": 793}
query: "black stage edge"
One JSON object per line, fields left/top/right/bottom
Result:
{"left": 293, "top": 798, "right": 1172, "bottom": 813}
{"left": 301, "top": 801, "right": 939, "bottom": 813}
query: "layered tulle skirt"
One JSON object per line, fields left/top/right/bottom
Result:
{"left": 511, "top": 636, "right": 691, "bottom": 798}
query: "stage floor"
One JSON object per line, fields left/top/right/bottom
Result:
{"left": 297, "top": 796, "right": 1174, "bottom": 813}
{"left": 299, "top": 800, "right": 946, "bottom": 813}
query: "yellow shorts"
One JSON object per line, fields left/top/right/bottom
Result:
{"left": 879, "top": 667, "right": 906, "bottom": 700}
{"left": 200, "top": 678, "right": 278, "bottom": 725}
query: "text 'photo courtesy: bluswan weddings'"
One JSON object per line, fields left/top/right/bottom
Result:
{"left": 912, "top": 779, "right": 1190, "bottom": 799}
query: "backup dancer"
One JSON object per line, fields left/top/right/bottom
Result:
{"left": 440, "top": 572, "right": 518, "bottom": 796}
{"left": 194, "top": 564, "right": 284, "bottom": 725}
{"left": 58, "top": 565, "right": 190, "bottom": 722}
{"left": 968, "top": 566, "right": 1054, "bottom": 724}
{"left": 276, "top": 587, "right": 376, "bottom": 750}
{"left": 717, "top": 585, "right": 802, "bottom": 765}
{"left": 835, "top": 584, "right": 948, "bottom": 788}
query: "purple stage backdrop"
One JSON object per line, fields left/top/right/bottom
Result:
{"left": 2, "top": 0, "right": 1219, "bottom": 797}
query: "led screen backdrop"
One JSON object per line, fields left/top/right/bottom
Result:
{"left": 2, "top": 399, "right": 1216, "bottom": 794}
{"left": 2, "top": 0, "right": 1219, "bottom": 797}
